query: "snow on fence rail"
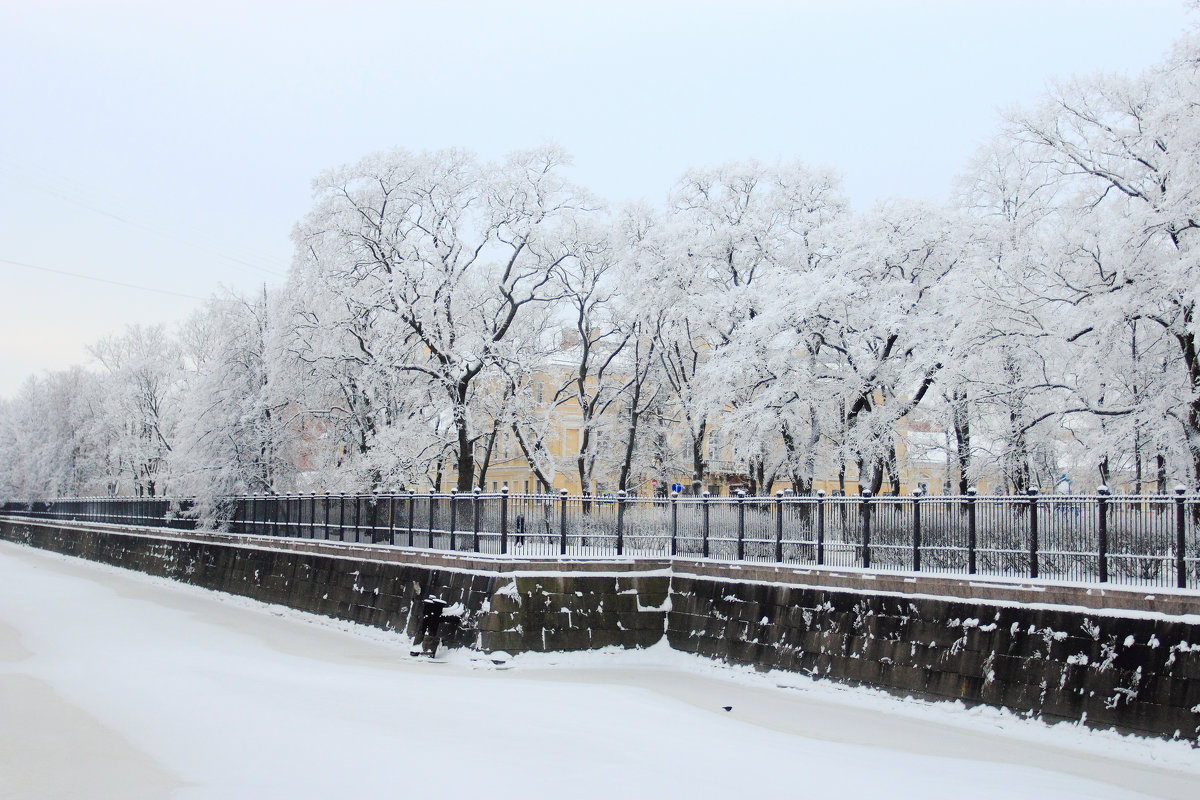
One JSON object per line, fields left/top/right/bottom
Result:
{"left": 3, "top": 488, "right": 1198, "bottom": 590}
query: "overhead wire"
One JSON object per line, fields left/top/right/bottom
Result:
{"left": 0, "top": 257, "right": 206, "bottom": 301}
{"left": 0, "top": 158, "right": 290, "bottom": 278}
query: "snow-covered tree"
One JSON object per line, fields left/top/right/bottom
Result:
{"left": 1005, "top": 35, "right": 1200, "bottom": 487}
{"left": 172, "top": 289, "right": 301, "bottom": 519}
{"left": 90, "top": 325, "right": 180, "bottom": 496}
{"left": 291, "top": 145, "right": 596, "bottom": 491}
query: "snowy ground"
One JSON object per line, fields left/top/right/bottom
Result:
{"left": 1, "top": 541, "right": 1197, "bottom": 800}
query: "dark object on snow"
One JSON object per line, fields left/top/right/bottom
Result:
{"left": 722, "top": 706, "right": 732, "bottom": 712}
{"left": 412, "top": 597, "right": 447, "bottom": 657}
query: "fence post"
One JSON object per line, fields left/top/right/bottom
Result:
{"left": 1176, "top": 486, "right": 1188, "bottom": 589}
{"left": 616, "top": 490, "right": 626, "bottom": 556}
{"left": 353, "top": 493, "right": 361, "bottom": 542}
{"left": 559, "top": 489, "right": 569, "bottom": 555}
{"left": 407, "top": 490, "right": 416, "bottom": 547}
{"left": 370, "top": 493, "right": 379, "bottom": 543}
{"left": 912, "top": 490, "right": 922, "bottom": 572}
{"left": 701, "top": 491, "right": 711, "bottom": 558}
{"left": 428, "top": 488, "right": 437, "bottom": 548}
{"left": 670, "top": 492, "right": 679, "bottom": 557}
{"left": 816, "top": 490, "right": 825, "bottom": 566}
{"left": 861, "top": 489, "right": 872, "bottom": 569}
{"left": 449, "top": 489, "right": 458, "bottom": 551}
{"left": 324, "top": 494, "right": 332, "bottom": 540}
{"left": 1028, "top": 486, "right": 1040, "bottom": 579}
{"left": 1097, "top": 485, "right": 1110, "bottom": 583}
{"left": 339, "top": 493, "right": 348, "bottom": 541}
{"left": 774, "top": 491, "right": 784, "bottom": 563}
{"left": 736, "top": 490, "right": 746, "bottom": 561}
{"left": 500, "top": 487, "right": 509, "bottom": 555}
{"left": 967, "top": 487, "right": 977, "bottom": 574}
{"left": 309, "top": 493, "right": 317, "bottom": 539}
{"left": 472, "top": 488, "right": 481, "bottom": 553}
{"left": 387, "top": 494, "right": 396, "bottom": 546}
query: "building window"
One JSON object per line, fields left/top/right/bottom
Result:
{"left": 706, "top": 431, "right": 722, "bottom": 463}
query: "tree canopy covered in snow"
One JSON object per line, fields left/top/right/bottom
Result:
{"left": 3, "top": 34, "right": 1200, "bottom": 504}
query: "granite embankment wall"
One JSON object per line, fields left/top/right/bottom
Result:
{"left": 669, "top": 561, "right": 1200, "bottom": 742}
{"left": 2, "top": 517, "right": 1198, "bottom": 742}
{"left": 0, "top": 518, "right": 668, "bottom": 652}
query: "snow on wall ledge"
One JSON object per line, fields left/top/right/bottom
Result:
{"left": 2, "top": 518, "right": 1197, "bottom": 743}
{"left": 0, "top": 519, "right": 668, "bottom": 654}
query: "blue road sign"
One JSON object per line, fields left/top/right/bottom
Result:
{"left": 671, "top": 483, "right": 682, "bottom": 494}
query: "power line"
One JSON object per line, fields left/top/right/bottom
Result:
{"left": 0, "top": 257, "right": 206, "bottom": 301}
{"left": 0, "top": 160, "right": 289, "bottom": 277}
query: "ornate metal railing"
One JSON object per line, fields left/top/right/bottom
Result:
{"left": 3, "top": 488, "right": 1198, "bottom": 590}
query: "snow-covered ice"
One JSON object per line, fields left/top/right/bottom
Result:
{"left": 0, "top": 540, "right": 1196, "bottom": 799}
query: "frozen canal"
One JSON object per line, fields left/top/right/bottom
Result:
{"left": 1, "top": 541, "right": 1196, "bottom": 799}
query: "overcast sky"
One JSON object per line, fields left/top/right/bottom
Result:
{"left": 0, "top": 0, "right": 1193, "bottom": 399}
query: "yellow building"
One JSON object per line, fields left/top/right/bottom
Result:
{"left": 437, "top": 335, "right": 1002, "bottom": 497}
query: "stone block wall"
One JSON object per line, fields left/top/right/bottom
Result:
{"left": 0, "top": 520, "right": 667, "bottom": 653}
{"left": 668, "top": 572, "right": 1200, "bottom": 742}
{"left": 476, "top": 572, "right": 669, "bottom": 653}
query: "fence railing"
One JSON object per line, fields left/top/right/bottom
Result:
{"left": 3, "top": 488, "right": 1198, "bottom": 590}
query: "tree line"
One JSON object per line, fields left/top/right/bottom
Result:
{"left": 3, "top": 33, "right": 1199, "bottom": 514}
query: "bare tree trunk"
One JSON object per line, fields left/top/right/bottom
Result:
{"left": 455, "top": 421, "right": 474, "bottom": 492}
{"left": 868, "top": 459, "right": 885, "bottom": 495}
{"left": 475, "top": 419, "right": 500, "bottom": 491}
{"left": 781, "top": 419, "right": 816, "bottom": 495}
{"left": 887, "top": 443, "right": 900, "bottom": 496}
{"left": 952, "top": 389, "right": 971, "bottom": 494}
{"left": 511, "top": 423, "right": 554, "bottom": 491}
{"left": 690, "top": 417, "right": 707, "bottom": 494}
{"left": 1134, "top": 430, "right": 1143, "bottom": 494}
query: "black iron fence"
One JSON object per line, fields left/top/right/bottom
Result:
{"left": 3, "top": 488, "right": 1198, "bottom": 590}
